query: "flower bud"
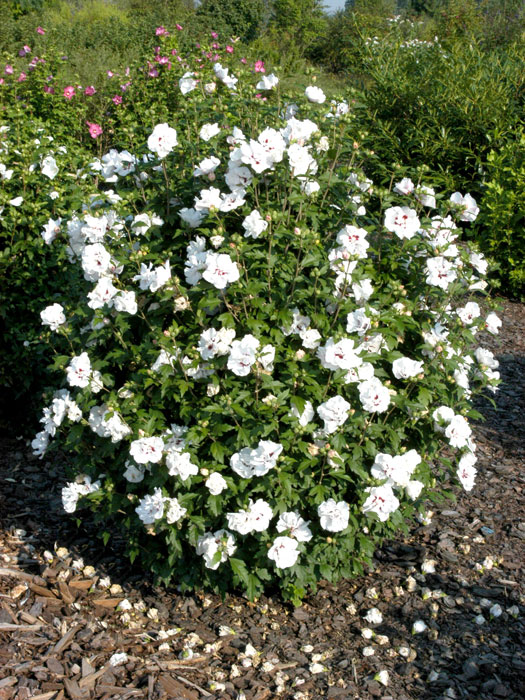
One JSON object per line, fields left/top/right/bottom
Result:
{"left": 307, "top": 443, "right": 320, "bottom": 457}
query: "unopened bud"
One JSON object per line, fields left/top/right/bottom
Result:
{"left": 307, "top": 443, "right": 320, "bottom": 457}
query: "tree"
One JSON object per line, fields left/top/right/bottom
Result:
{"left": 195, "top": 0, "right": 269, "bottom": 42}
{"left": 269, "top": 0, "right": 327, "bottom": 53}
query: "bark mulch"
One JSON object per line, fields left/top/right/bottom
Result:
{"left": 0, "top": 300, "right": 524, "bottom": 700}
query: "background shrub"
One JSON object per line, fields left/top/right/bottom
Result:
{"left": 472, "top": 129, "right": 525, "bottom": 299}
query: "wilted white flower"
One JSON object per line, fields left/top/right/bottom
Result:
{"left": 375, "top": 670, "right": 389, "bottom": 686}
{"left": 489, "top": 603, "right": 502, "bottom": 618}
{"left": 421, "top": 559, "right": 436, "bottom": 574}
{"left": 109, "top": 652, "right": 128, "bottom": 667}
{"left": 412, "top": 620, "right": 428, "bottom": 634}
{"left": 364, "top": 608, "right": 383, "bottom": 625}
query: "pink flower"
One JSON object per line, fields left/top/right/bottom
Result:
{"left": 84, "top": 85, "right": 96, "bottom": 95}
{"left": 19, "top": 45, "right": 31, "bottom": 57}
{"left": 148, "top": 68, "right": 159, "bottom": 78}
{"left": 44, "top": 85, "right": 54, "bottom": 94}
{"left": 171, "top": 49, "right": 178, "bottom": 56}
{"left": 112, "top": 94, "right": 122, "bottom": 105}
{"left": 211, "top": 32, "right": 218, "bottom": 39}
{"left": 254, "top": 60, "right": 265, "bottom": 73}
{"left": 125, "top": 66, "right": 130, "bottom": 76}
{"left": 18, "top": 72, "right": 27, "bottom": 82}
{"left": 241, "top": 57, "right": 247, "bottom": 64}
{"left": 5, "top": 65, "right": 13, "bottom": 75}
{"left": 86, "top": 121, "right": 103, "bottom": 139}
{"left": 155, "top": 26, "right": 168, "bottom": 36}
{"left": 176, "top": 24, "right": 183, "bottom": 31}
{"left": 107, "top": 70, "right": 114, "bottom": 78}
{"left": 36, "top": 26, "right": 45, "bottom": 35}
{"left": 226, "top": 45, "right": 234, "bottom": 54}
{"left": 0, "top": 78, "right": 4, "bottom": 85}
{"left": 63, "top": 85, "right": 75, "bottom": 99}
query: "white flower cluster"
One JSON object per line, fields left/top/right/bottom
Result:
{"left": 135, "top": 487, "right": 186, "bottom": 525}
{"left": 432, "top": 406, "right": 478, "bottom": 491}
{"left": 89, "top": 405, "right": 132, "bottom": 443}
{"left": 62, "top": 475, "right": 101, "bottom": 513}
{"left": 91, "top": 148, "right": 136, "bottom": 182}
{"left": 370, "top": 449, "right": 423, "bottom": 503}
{"left": 230, "top": 440, "right": 283, "bottom": 478}
{"left": 32, "top": 389, "right": 82, "bottom": 458}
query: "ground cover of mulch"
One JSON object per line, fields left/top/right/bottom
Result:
{"left": 0, "top": 300, "right": 523, "bottom": 700}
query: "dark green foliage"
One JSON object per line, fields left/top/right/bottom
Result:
{"left": 351, "top": 39, "right": 524, "bottom": 195}
{"left": 473, "top": 129, "right": 525, "bottom": 299}
{"left": 195, "top": 0, "right": 269, "bottom": 42}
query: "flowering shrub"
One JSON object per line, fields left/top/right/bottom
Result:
{"left": 32, "top": 45, "right": 500, "bottom": 603}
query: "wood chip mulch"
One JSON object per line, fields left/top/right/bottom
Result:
{"left": 0, "top": 299, "right": 524, "bottom": 700}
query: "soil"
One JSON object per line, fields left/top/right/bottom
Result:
{"left": 0, "top": 300, "right": 524, "bottom": 700}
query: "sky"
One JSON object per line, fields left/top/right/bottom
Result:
{"left": 323, "top": 0, "right": 346, "bottom": 14}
